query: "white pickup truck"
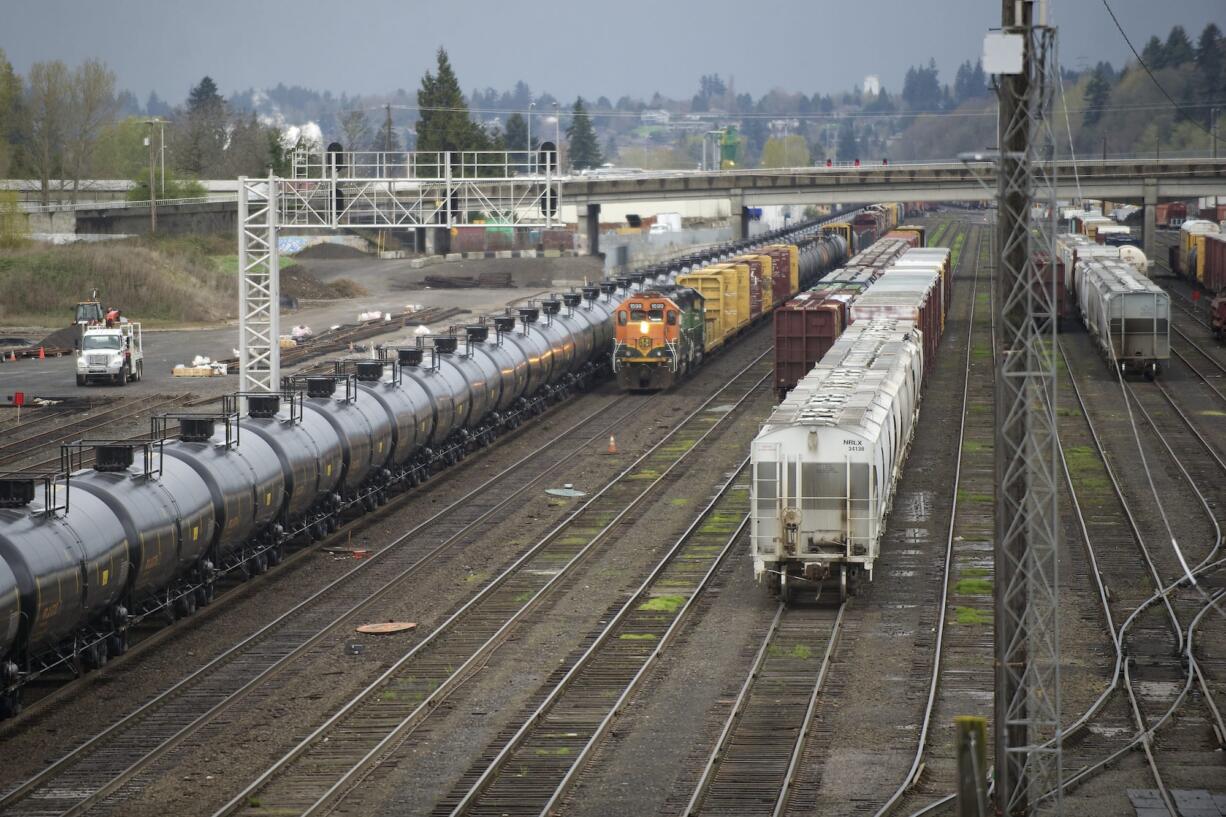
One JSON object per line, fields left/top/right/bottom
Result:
{"left": 76, "top": 321, "right": 144, "bottom": 386}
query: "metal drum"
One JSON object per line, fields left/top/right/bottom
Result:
{"left": 0, "top": 488, "right": 129, "bottom": 653}
{"left": 243, "top": 395, "right": 344, "bottom": 523}
{"left": 301, "top": 378, "right": 391, "bottom": 493}
{"left": 354, "top": 360, "right": 433, "bottom": 467}
{"left": 162, "top": 418, "right": 286, "bottom": 561}
{"left": 72, "top": 446, "right": 216, "bottom": 600}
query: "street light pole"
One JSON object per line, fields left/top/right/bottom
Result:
{"left": 145, "top": 127, "right": 156, "bottom": 234}
{"left": 553, "top": 101, "right": 561, "bottom": 171}
{"left": 528, "top": 101, "right": 535, "bottom": 173}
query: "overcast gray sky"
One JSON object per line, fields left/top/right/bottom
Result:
{"left": 2, "top": 0, "right": 1222, "bottom": 105}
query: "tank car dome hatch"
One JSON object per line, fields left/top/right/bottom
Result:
{"left": 355, "top": 361, "right": 384, "bottom": 382}
{"left": 397, "top": 347, "right": 425, "bottom": 367}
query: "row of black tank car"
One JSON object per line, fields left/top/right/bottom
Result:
{"left": 0, "top": 208, "right": 863, "bottom": 717}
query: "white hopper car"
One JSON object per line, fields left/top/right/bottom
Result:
{"left": 750, "top": 319, "right": 924, "bottom": 603}
{"left": 1077, "top": 257, "right": 1170, "bottom": 378}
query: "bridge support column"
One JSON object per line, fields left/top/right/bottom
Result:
{"left": 730, "top": 189, "right": 748, "bottom": 241}
{"left": 584, "top": 203, "right": 601, "bottom": 256}
{"left": 1142, "top": 178, "right": 1158, "bottom": 262}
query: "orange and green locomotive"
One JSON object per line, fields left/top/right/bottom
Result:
{"left": 612, "top": 287, "right": 706, "bottom": 391}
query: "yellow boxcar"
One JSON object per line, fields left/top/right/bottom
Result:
{"left": 707, "top": 262, "right": 752, "bottom": 333}
{"left": 1180, "top": 220, "right": 1221, "bottom": 282}
{"left": 894, "top": 224, "right": 927, "bottom": 247}
{"left": 677, "top": 271, "right": 729, "bottom": 351}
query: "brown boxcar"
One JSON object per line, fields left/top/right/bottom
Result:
{"left": 1202, "top": 233, "right": 1226, "bottom": 294}
{"left": 1034, "top": 253, "right": 1069, "bottom": 328}
{"left": 773, "top": 289, "right": 852, "bottom": 398}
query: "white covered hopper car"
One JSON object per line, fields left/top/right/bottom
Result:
{"left": 750, "top": 319, "right": 924, "bottom": 602}
{"left": 1076, "top": 257, "right": 1169, "bottom": 378}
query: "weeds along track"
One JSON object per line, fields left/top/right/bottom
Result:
{"left": 763, "top": 221, "right": 980, "bottom": 817}
{"left": 0, "top": 389, "right": 655, "bottom": 817}
{"left": 211, "top": 352, "right": 775, "bottom": 817}
{"left": 433, "top": 460, "right": 762, "bottom": 817}
{"left": 681, "top": 601, "right": 845, "bottom": 817}
{"left": 1048, "top": 335, "right": 1225, "bottom": 813}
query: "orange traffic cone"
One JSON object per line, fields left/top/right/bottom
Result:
{"left": 607, "top": 435, "right": 618, "bottom": 455}
{"left": 6, "top": 351, "right": 14, "bottom": 362}
{"left": 38, "top": 346, "right": 45, "bottom": 360}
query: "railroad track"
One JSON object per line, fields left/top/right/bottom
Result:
{"left": 768, "top": 220, "right": 984, "bottom": 816}
{"left": 210, "top": 351, "right": 774, "bottom": 817}
{"left": 0, "top": 392, "right": 194, "bottom": 468}
{"left": 1052, "top": 337, "right": 1226, "bottom": 813}
{"left": 905, "top": 284, "right": 1226, "bottom": 817}
{"left": 433, "top": 459, "right": 758, "bottom": 817}
{"left": 862, "top": 225, "right": 993, "bottom": 817}
{"left": 682, "top": 602, "right": 845, "bottom": 817}
{"left": 0, "top": 389, "right": 655, "bottom": 817}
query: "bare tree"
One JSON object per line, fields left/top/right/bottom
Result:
{"left": 64, "top": 59, "right": 117, "bottom": 201}
{"left": 24, "top": 60, "right": 71, "bottom": 205}
{"left": 339, "top": 109, "right": 371, "bottom": 151}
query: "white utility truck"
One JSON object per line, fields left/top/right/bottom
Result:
{"left": 76, "top": 320, "right": 144, "bottom": 386}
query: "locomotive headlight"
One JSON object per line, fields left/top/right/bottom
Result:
{"left": 639, "top": 320, "right": 649, "bottom": 334}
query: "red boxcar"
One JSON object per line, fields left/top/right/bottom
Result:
{"left": 763, "top": 247, "right": 793, "bottom": 305}
{"left": 1034, "top": 253, "right": 1069, "bottom": 329}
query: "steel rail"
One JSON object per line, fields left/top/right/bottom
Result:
{"left": 0, "top": 391, "right": 647, "bottom": 816}
{"left": 211, "top": 353, "right": 773, "bottom": 817}
{"left": 448, "top": 458, "right": 755, "bottom": 817}
{"left": 872, "top": 225, "right": 982, "bottom": 817}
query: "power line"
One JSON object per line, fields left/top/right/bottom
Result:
{"left": 1099, "top": 0, "right": 1224, "bottom": 145}
{"left": 353, "top": 99, "right": 1226, "bottom": 122}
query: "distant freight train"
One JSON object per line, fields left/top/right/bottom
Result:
{"left": 0, "top": 205, "right": 898, "bottom": 717}
{"left": 611, "top": 204, "right": 909, "bottom": 391}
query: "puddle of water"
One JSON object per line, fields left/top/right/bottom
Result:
{"left": 890, "top": 570, "right": 917, "bottom": 578}
{"left": 1088, "top": 723, "right": 1130, "bottom": 738}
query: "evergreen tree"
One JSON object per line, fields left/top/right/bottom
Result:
{"left": 1163, "top": 25, "right": 1195, "bottom": 67}
{"left": 416, "top": 47, "right": 488, "bottom": 152}
{"left": 1142, "top": 35, "right": 1166, "bottom": 69}
{"left": 178, "top": 75, "right": 227, "bottom": 175}
{"left": 1083, "top": 66, "right": 1111, "bottom": 127}
{"left": 836, "top": 119, "right": 859, "bottom": 161}
{"left": 1195, "top": 23, "right": 1224, "bottom": 120}
{"left": 566, "top": 97, "right": 602, "bottom": 170}
{"left": 504, "top": 112, "right": 530, "bottom": 165}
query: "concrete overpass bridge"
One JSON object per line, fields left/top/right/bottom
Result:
{"left": 8, "top": 156, "right": 1225, "bottom": 259}
{"left": 566, "top": 157, "right": 1226, "bottom": 257}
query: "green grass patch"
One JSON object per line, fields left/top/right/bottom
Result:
{"left": 1201, "top": 410, "right": 1226, "bottom": 417}
{"left": 669, "top": 497, "right": 689, "bottom": 506}
{"left": 961, "top": 566, "right": 991, "bottom": 577}
{"left": 963, "top": 439, "right": 991, "bottom": 453}
{"left": 534, "top": 747, "right": 571, "bottom": 757}
{"left": 957, "top": 489, "right": 993, "bottom": 504}
{"left": 955, "top": 578, "right": 994, "bottom": 595}
{"left": 768, "top": 643, "right": 813, "bottom": 660}
{"left": 955, "top": 606, "right": 992, "bottom": 625}
{"left": 638, "top": 594, "right": 686, "bottom": 613}
{"left": 618, "top": 633, "right": 658, "bottom": 641}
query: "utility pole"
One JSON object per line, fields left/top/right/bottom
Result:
{"left": 992, "top": 0, "right": 1061, "bottom": 813}
{"left": 528, "top": 101, "right": 535, "bottom": 173}
{"left": 145, "top": 126, "right": 157, "bottom": 234}
{"left": 1213, "top": 107, "right": 1219, "bottom": 161}
{"left": 553, "top": 101, "right": 562, "bottom": 171}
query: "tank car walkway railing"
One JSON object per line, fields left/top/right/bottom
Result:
{"left": 212, "top": 351, "right": 774, "bottom": 817}
{"left": 0, "top": 394, "right": 647, "bottom": 817}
